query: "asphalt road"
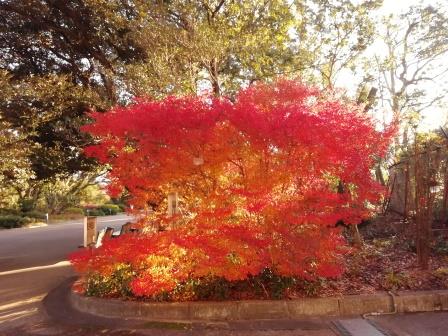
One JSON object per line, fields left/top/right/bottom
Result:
{"left": 0, "top": 214, "right": 132, "bottom": 273}
{"left": 0, "top": 214, "right": 133, "bottom": 333}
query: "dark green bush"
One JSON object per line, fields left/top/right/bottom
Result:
{"left": 64, "top": 207, "right": 84, "bottom": 215}
{"left": 99, "top": 204, "right": 120, "bottom": 215}
{"left": 23, "top": 210, "right": 47, "bottom": 220}
{"left": 87, "top": 209, "right": 106, "bottom": 216}
{"left": 183, "top": 277, "right": 231, "bottom": 301}
{"left": 19, "top": 199, "right": 35, "bottom": 212}
{"left": 168, "top": 269, "right": 297, "bottom": 301}
{"left": 0, "top": 208, "right": 20, "bottom": 216}
{"left": 0, "top": 215, "right": 29, "bottom": 229}
{"left": 296, "top": 278, "right": 324, "bottom": 296}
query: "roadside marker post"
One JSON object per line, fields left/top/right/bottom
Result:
{"left": 167, "top": 192, "right": 179, "bottom": 217}
{"left": 83, "top": 216, "right": 97, "bottom": 247}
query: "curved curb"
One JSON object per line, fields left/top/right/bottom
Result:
{"left": 70, "top": 290, "right": 448, "bottom": 321}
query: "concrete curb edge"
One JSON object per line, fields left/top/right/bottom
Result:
{"left": 70, "top": 290, "right": 448, "bottom": 321}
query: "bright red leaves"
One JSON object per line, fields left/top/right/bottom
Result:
{"left": 71, "top": 79, "right": 393, "bottom": 298}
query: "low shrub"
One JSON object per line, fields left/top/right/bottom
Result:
{"left": 117, "top": 204, "right": 126, "bottom": 212}
{"left": 19, "top": 199, "right": 35, "bottom": 212}
{"left": 297, "top": 279, "right": 324, "bottom": 297}
{"left": 0, "top": 215, "right": 30, "bottom": 229}
{"left": 0, "top": 208, "right": 21, "bottom": 216}
{"left": 87, "top": 209, "right": 105, "bottom": 216}
{"left": 99, "top": 204, "right": 120, "bottom": 215}
{"left": 382, "top": 270, "right": 409, "bottom": 290}
{"left": 85, "top": 263, "right": 134, "bottom": 298}
{"left": 23, "top": 210, "right": 47, "bottom": 220}
{"left": 65, "top": 207, "right": 85, "bottom": 215}
{"left": 78, "top": 265, "right": 305, "bottom": 301}
{"left": 433, "top": 235, "right": 448, "bottom": 255}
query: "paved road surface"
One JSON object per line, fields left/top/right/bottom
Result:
{"left": 0, "top": 215, "right": 131, "bottom": 272}
{"left": 0, "top": 215, "right": 133, "bottom": 333}
{"left": 0, "top": 215, "right": 447, "bottom": 336}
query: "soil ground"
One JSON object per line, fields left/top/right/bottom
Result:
{"left": 311, "top": 214, "right": 448, "bottom": 298}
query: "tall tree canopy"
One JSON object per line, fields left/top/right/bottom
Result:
{"left": 293, "top": 0, "right": 382, "bottom": 88}
{"left": 123, "top": 0, "right": 296, "bottom": 97}
{"left": 0, "top": 0, "right": 142, "bottom": 205}
{"left": 371, "top": 3, "right": 448, "bottom": 152}
{"left": 0, "top": 0, "right": 384, "bottom": 208}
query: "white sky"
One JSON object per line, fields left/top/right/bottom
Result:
{"left": 367, "top": 0, "right": 447, "bottom": 131}
{"left": 382, "top": 0, "right": 423, "bottom": 13}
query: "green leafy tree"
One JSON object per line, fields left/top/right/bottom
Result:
{"left": 292, "top": 0, "right": 383, "bottom": 88}
{"left": 122, "top": 0, "right": 297, "bottom": 97}
{"left": 0, "top": 0, "right": 386, "bottom": 210}
{"left": 0, "top": 0, "right": 131, "bottom": 207}
{"left": 0, "top": 70, "right": 102, "bottom": 209}
{"left": 42, "top": 171, "right": 105, "bottom": 214}
{"left": 125, "top": 0, "right": 383, "bottom": 95}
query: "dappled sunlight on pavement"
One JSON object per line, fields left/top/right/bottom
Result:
{"left": 0, "top": 270, "right": 339, "bottom": 336}
{"left": 0, "top": 321, "right": 339, "bottom": 336}
{"left": 0, "top": 261, "right": 71, "bottom": 276}
{"left": 0, "top": 264, "right": 73, "bottom": 333}
{"left": 0, "top": 295, "right": 43, "bottom": 325}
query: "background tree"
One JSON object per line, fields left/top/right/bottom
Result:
{"left": 292, "top": 0, "right": 382, "bottom": 88}
{"left": 0, "top": 0, "right": 137, "bottom": 209}
{"left": 0, "top": 70, "right": 102, "bottom": 210}
{"left": 0, "top": 72, "right": 31, "bottom": 186}
{"left": 372, "top": 3, "right": 448, "bottom": 154}
{"left": 0, "top": 0, "right": 393, "bottom": 211}
{"left": 42, "top": 171, "right": 104, "bottom": 214}
{"left": 126, "top": 0, "right": 382, "bottom": 95}
{"left": 123, "top": 0, "right": 297, "bottom": 97}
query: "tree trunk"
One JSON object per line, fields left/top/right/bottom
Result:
{"left": 338, "top": 180, "right": 363, "bottom": 247}
{"left": 375, "top": 163, "right": 386, "bottom": 186}
{"left": 209, "top": 59, "right": 220, "bottom": 96}
{"left": 350, "top": 224, "right": 363, "bottom": 248}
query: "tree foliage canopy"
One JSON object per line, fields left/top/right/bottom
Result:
{"left": 0, "top": 0, "right": 385, "bottom": 202}
{"left": 377, "top": 4, "right": 448, "bottom": 118}
{"left": 71, "top": 80, "right": 393, "bottom": 298}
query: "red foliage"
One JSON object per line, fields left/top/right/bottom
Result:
{"left": 71, "top": 79, "right": 393, "bottom": 298}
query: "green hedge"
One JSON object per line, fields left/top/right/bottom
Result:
{"left": 99, "top": 204, "right": 120, "bottom": 215}
{"left": 0, "top": 215, "right": 30, "bottom": 229}
{"left": 0, "top": 208, "right": 20, "bottom": 216}
{"left": 82, "top": 204, "right": 123, "bottom": 217}
{"left": 23, "top": 210, "right": 47, "bottom": 220}
{"left": 65, "top": 207, "right": 84, "bottom": 215}
{"left": 87, "top": 209, "right": 106, "bottom": 216}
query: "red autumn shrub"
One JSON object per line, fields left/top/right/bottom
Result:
{"left": 70, "top": 79, "right": 393, "bottom": 299}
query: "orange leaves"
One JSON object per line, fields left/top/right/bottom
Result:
{"left": 73, "top": 79, "right": 394, "bottom": 299}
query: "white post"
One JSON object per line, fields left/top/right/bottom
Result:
{"left": 167, "top": 192, "right": 179, "bottom": 217}
{"left": 95, "top": 228, "right": 107, "bottom": 248}
{"left": 193, "top": 156, "right": 204, "bottom": 166}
